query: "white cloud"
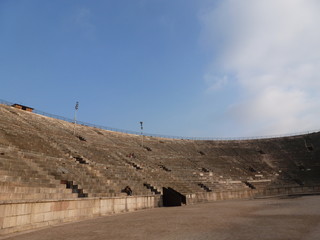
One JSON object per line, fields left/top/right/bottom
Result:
{"left": 204, "top": 74, "right": 229, "bottom": 92}
{"left": 200, "top": 0, "right": 320, "bottom": 136}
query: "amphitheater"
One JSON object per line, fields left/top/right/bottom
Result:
{"left": 0, "top": 102, "right": 319, "bottom": 238}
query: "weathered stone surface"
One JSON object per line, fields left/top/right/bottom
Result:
{"left": 0, "top": 196, "right": 162, "bottom": 235}
{"left": 2, "top": 196, "right": 320, "bottom": 240}
{"left": 0, "top": 103, "right": 320, "bottom": 235}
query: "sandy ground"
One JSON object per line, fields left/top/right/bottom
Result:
{"left": 2, "top": 195, "right": 320, "bottom": 240}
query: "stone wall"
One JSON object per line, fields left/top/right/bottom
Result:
{"left": 1, "top": 186, "right": 320, "bottom": 236}
{"left": 0, "top": 195, "right": 162, "bottom": 236}
{"left": 186, "top": 186, "right": 320, "bottom": 204}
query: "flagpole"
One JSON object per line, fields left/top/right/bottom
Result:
{"left": 73, "top": 101, "right": 79, "bottom": 135}
{"left": 140, "top": 121, "right": 144, "bottom": 148}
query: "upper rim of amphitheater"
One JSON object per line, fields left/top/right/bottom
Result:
{"left": 1, "top": 99, "right": 319, "bottom": 142}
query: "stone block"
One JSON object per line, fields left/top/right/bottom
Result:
{"left": 51, "top": 201, "right": 70, "bottom": 212}
{"left": 0, "top": 217, "right": 4, "bottom": 229}
{"left": 48, "top": 219, "right": 63, "bottom": 226}
{"left": 52, "top": 210, "right": 64, "bottom": 220}
{"left": 100, "top": 199, "right": 114, "bottom": 214}
{"left": 43, "top": 211, "right": 54, "bottom": 222}
{"left": 16, "top": 203, "right": 32, "bottom": 216}
{"left": 92, "top": 199, "right": 101, "bottom": 215}
{"left": 16, "top": 214, "right": 31, "bottom": 226}
{"left": 0, "top": 227, "right": 16, "bottom": 236}
{"left": 30, "top": 221, "right": 49, "bottom": 230}
{"left": 3, "top": 204, "right": 15, "bottom": 217}
{"left": 2, "top": 216, "right": 17, "bottom": 228}
{"left": 113, "top": 202, "right": 126, "bottom": 213}
{"left": 66, "top": 209, "right": 77, "bottom": 219}
{"left": 78, "top": 200, "right": 93, "bottom": 209}
{"left": 0, "top": 205, "right": 6, "bottom": 218}
{"left": 67, "top": 201, "right": 78, "bottom": 210}
{"left": 79, "top": 207, "right": 92, "bottom": 217}
{"left": 31, "top": 213, "right": 44, "bottom": 223}
{"left": 32, "top": 202, "right": 51, "bottom": 214}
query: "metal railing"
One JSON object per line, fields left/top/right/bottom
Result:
{"left": 0, "top": 98, "right": 318, "bottom": 141}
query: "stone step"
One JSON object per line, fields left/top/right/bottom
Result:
{"left": 0, "top": 185, "right": 74, "bottom": 194}
{"left": 0, "top": 177, "right": 63, "bottom": 189}
{"left": 0, "top": 192, "right": 78, "bottom": 201}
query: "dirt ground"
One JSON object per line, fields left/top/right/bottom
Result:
{"left": 2, "top": 195, "right": 320, "bottom": 240}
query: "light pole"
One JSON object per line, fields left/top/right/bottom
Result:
{"left": 73, "top": 101, "right": 79, "bottom": 135}
{"left": 140, "top": 121, "right": 144, "bottom": 148}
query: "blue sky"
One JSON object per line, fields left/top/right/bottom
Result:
{"left": 1, "top": 0, "right": 320, "bottom": 138}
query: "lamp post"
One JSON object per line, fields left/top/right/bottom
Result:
{"left": 140, "top": 121, "right": 143, "bottom": 148}
{"left": 73, "top": 101, "right": 79, "bottom": 135}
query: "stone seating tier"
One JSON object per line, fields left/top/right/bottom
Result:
{"left": 0, "top": 103, "right": 320, "bottom": 201}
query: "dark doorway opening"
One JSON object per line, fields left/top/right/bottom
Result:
{"left": 163, "top": 187, "right": 186, "bottom": 206}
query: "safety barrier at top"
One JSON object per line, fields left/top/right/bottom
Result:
{"left": 0, "top": 98, "right": 318, "bottom": 141}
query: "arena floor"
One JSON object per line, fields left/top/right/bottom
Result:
{"left": 2, "top": 195, "right": 320, "bottom": 240}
